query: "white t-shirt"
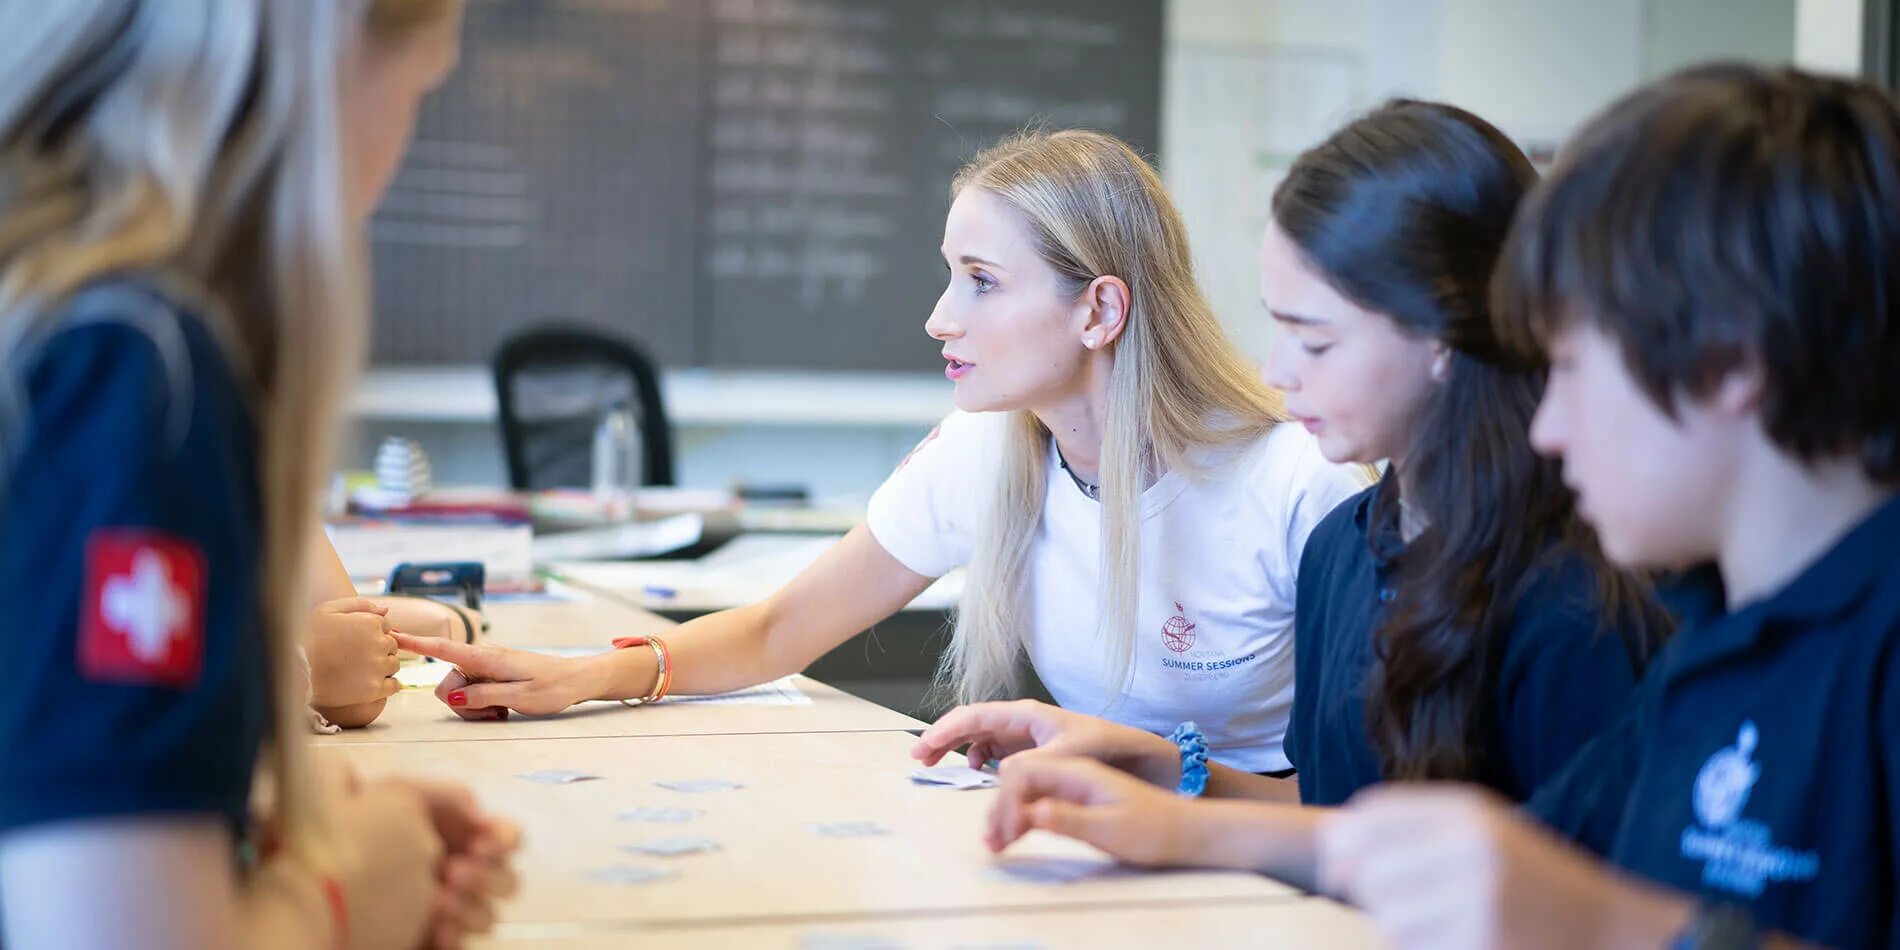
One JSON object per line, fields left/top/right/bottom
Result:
{"left": 867, "top": 410, "right": 1366, "bottom": 772}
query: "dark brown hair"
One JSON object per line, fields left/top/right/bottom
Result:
{"left": 1273, "top": 100, "right": 1671, "bottom": 782}
{"left": 1494, "top": 63, "right": 1900, "bottom": 483}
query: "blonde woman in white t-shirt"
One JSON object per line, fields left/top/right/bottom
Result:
{"left": 399, "top": 129, "right": 1364, "bottom": 771}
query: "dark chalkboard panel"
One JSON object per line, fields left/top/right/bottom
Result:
{"left": 369, "top": 0, "right": 1162, "bottom": 370}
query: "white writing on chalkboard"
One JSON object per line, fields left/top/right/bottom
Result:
{"left": 716, "top": 34, "right": 890, "bottom": 72}
{"left": 710, "top": 158, "right": 903, "bottom": 198}
{"left": 711, "top": 206, "right": 894, "bottom": 241}
{"left": 713, "top": 73, "right": 893, "bottom": 112}
{"left": 936, "top": 10, "right": 1123, "bottom": 47}
{"left": 373, "top": 139, "right": 533, "bottom": 250}
{"left": 706, "top": 0, "right": 901, "bottom": 299}
{"left": 712, "top": 116, "right": 882, "bottom": 157}
{"left": 933, "top": 89, "right": 1129, "bottom": 129}
{"left": 368, "top": 0, "right": 1161, "bottom": 369}
{"left": 713, "top": 0, "right": 892, "bottom": 30}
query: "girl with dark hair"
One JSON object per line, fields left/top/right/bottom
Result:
{"left": 1268, "top": 99, "right": 1670, "bottom": 800}
{"left": 911, "top": 100, "right": 1670, "bottom": 886}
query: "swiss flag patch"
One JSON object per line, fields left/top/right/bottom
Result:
{"left": 78, "top": 530, "right": 206, "bottom": 687}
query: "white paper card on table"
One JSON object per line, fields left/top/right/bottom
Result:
{"left": 908, "top": 765, "right": 999, "bottom": 790}
{"left": 988, "top": 856, "right": 1118, "bottom": 885}
{"left": 798, "top": 934, "right": 905, "bottom": 950}
{"left": 517, "top": 769, "right": 600, "bottom": 785}
{"left": 655, "top": 778, "right": 743, "bottom": 793}
{"left": 395, "top": 660, "right": 454, "bottom": 689}
{"left": 660, "top": 676, "right": 811, "bottom": 706}
{"left": 808, "top": 821, "right": 890, "bottom": 838}
{"left": 585, "top": 864, "right": 676, "bottom": 886}
{"left": 617, "top": 807, "right": 701, "bottom": 824}
{"left": 624, "top": 836, "right": 721, "bottom": 857}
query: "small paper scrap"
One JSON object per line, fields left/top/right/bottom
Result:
{"left": 809, "top": 821, "right": 890, "bottom": 838}
{"left": 989, "top": 856, "right": 1116, "bottom": 885}
{"left": 586, "top": 864, "right": 676, "bottom": 886}
{"left": 617, "top": 807, "right": 701, "bottom": 824}
{"left": 909, "top": 765, "right": 999, "bottom": 790}
{"left": 516, "top": 769, "right": 600, "bottom": 784}
{"left": 655, "top": 778, "right": 743, "bottom": 793}
{"left": 624, "top": 836, "right": 721, "bottom": 857}
{"left": 798, "top": 935, "right": 905, "bottom": 950}
{"left": 395, "top": 661, "right": 454, "bottom": 689}
{"left": 663, "top": 676, "right": 811, "bottom": 706}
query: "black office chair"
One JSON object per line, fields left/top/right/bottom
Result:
{"left": 492, "top": 326, "right": 675, "bottom": 490}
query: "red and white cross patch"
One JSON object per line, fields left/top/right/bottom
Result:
{"left": 78, "top": 530, "right": 206, "bottom": 687}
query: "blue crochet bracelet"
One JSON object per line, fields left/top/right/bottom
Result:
{"left": 1169, "top": 721, "right": 1209, "bottom": 797}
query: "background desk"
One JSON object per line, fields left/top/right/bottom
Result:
{"left": 320, "top": 731, "right": 1299, "bottom": 929}
{"left": 549, "top": 534, "right": 963, "bottom": 616}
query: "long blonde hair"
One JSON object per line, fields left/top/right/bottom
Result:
{"left": 938, "top": 130, "right": 1290, "bottom": 708}
{"left": 0, "top": 0, "right": 456, "bottom": 865}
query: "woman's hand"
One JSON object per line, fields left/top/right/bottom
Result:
{"left": 393, "top": 633, "right": 614, "bottom": 719}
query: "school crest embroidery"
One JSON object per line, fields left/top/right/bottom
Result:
{"left": 1693, "top": 721, "right": 1760, "bottom": 828}
{"left": 1162, "top": 602, "right": 1196, "bottom": 653}
{"left": 894, "top": 425, "right": 941, "bottom": 471}
{"left": 1679, "top": 720, "right": 1819, "bottom": 897}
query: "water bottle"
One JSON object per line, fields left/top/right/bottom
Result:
{"left": 591, "top": 400, "right": 641, "bottom": 519}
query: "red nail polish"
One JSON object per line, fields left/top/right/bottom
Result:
{"left": 448, "top": 690, "right": 467, "bottom": 707}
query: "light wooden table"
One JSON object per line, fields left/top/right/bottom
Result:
{"left": 317, "top": 731, "right": 1301, "bottom": 930}
{"left": 484, "top": 898, "right": 1384, "bottom": 948}
{"left": 319, "top": 597, "right": 1377, "bottom": 948}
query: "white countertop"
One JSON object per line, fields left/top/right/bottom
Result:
{"left": 353, "top": 365, "right": 955, "bottom": 427}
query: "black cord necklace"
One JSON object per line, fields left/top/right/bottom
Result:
{"left": 1053, "top": 444, "right": 1101, "bottom": 501}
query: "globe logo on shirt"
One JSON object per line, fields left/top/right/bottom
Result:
{"left": 1693, "top": 721, "right": 1761, "bottom": 829}
{"left": 1680, "top": 719, "right": 1817, "bottom": 896}
{"left": 1161, "top": 602, "right": 1196, "bottom": 653}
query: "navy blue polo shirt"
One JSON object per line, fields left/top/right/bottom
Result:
{"left": 0, "top": 281, "right": 267, "bottom": 836}
{"left": 1527, "top": 493, "right": 1900, "bottom": 948}
{"left": 1286, "top": 479, "right": 1643, "bottom": 805}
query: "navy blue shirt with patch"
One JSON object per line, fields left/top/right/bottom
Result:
{"left": 0, "top": 282, "right": 267, "bottom": 835}
{"left": 1286, "top": 479, "right": 1643, "bottom": 805}
{"left": 1527, "top": 495, "right": 1900, "bottom": 948}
